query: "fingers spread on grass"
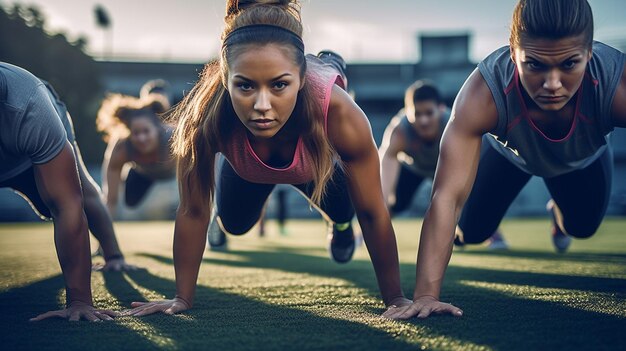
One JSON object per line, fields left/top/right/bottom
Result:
{"left": 416, "top": 305, "right": 433, "bottom": 319}
{"left": 134, "top": 304, "right": 165, "bottom": 317}
{"left": 98, "top": 309, "right": 120, "bottom": 318}
{"left": 435, "top": 303, "right": 463, "bottom": 317}
{"left": 95, "top": 311, "right": 114, "bottom": 321}
{"left": 30, "top": 310, "right": 62, "bottom": 322}
{"left": 69, "top": 311, "right": 81, "bottom": 322}
{"left": 84, "top": 312, "right": 100, "bottom": 322}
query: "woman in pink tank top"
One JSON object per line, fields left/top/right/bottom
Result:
{"left": 124, "top": 0, "right": 453, "bottom": 319}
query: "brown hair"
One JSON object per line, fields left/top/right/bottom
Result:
{"left": 96, "top": 94, "right": 169, "bottom": 142}
{"left": 171, "top": 0, "right": 337, "bottom": 216}
{"left": 510, "top": 0, "right": 594, "bottom": 49}
{"left": 404, "top": 80, "right": 442, "bottom": 109}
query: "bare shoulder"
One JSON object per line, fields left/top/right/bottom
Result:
{"left": 450, "top": 68, "right": 499, "bottom": 135}
{"left": 380, "top": 114, "right": 407, "bottom": 154}
{"left": 326, "top": 85, "right": 375, "bottom": 160}
{"left": 611, "top": 61, "right": 626, "bottom": 128}
{"left": 106, "top": 137, "right": 129, "bottom": 166}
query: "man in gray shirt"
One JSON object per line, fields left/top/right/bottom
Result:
{"left": 0, "top": 62, "right": 132, "bottom": 321}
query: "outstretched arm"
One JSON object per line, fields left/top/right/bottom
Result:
{"left": 611, "top": 61, "right": 626, "bottom": 128}
{"left": 378, "top": 118, "right": 406, "bottom": 209}
{"left": 30, "top": 143, "right": 118, "bottom": 321}
{"left": 101, "top": 138, "right": 127, "bottom": 217}
{"left": 383, "top": 69, "right": 497, "bottom": 319}
{"left": 72, "top": 139, "right": 136, "bottom": 271}
{"left": 125, "top": 164, "right": 212, "bottom": 317}
{"left": 328, "top": 86, "right": 408, "bottom": 307}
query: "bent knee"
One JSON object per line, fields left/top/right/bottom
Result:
{"left": 564, "top": 222, "right": 599, "bottom": 239}
{"left": 219, "top": 218, "right": 254, "bottom": 236}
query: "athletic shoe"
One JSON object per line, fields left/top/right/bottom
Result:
{"left": 207, "top": 215, "right": 228, "bottom": 251}
{"left": 547, "top": 200, "right": 571, "bottom": 253}
{"left": 317, "top": 50, "right": 348, "bottom": 87}
{"left": 328, "top": 222, "right": 356, "bottom": 264}
{"left": 487, "top": 231, "right": 509, "bottom": 250}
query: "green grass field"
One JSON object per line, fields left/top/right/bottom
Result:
{"left": 0, "top": 218, "right": 624, "bottom": 350}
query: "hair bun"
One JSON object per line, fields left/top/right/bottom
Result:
{"left": 226, "top": 0, "right": 293, "bottom": 17}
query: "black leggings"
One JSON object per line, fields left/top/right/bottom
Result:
{"left": 458, "top": 144, "right": 613, "bottom": 244}
{"left": 216, "top": 159, "right": 354, "bottom": 235}
{"left": 124, "top": 168, "right": 154, "bottom": 207}
{"left": 389, "top": 165, "right": 426, "bottom": 215}
{"left": 0, "top": 167, "right": 52, "bottom": 220}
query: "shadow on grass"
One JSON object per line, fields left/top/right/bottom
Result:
{"left": 0, "top": 274, "right": 156, "bottom": 351}
{"left": 136, "top": 248, "right": 626, "bottom": 350}
{"left": 113, "top": 269, "right": 417, "bottom": 350}
{"left": 455, "top": 248, "right": 626, "bottom": 262}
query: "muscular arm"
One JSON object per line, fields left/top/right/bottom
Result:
{"left": 125, "top": 161, "right": 212, "bottom": 316}
{"left": 328, "top": 86, "right": 405, "bottom": 305}
{"left": 611, "top": 61, "right": 626, "bottom": 128}
{"left": 172, "top": 185, "right": 211, "bottom": 308}
{"left": 101, "top": 139, "right": 127, "bottom": 217}
{"left": 34, "top": 143, "right": 92, "bottom": 306}
{"left": 378, "top": 118, "right": 407, "bottom": 209}
{"left": 385, "top": 69, "right": 498, "bottom": 319}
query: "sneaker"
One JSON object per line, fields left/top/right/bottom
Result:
{"left": 207, "top": 216, "right": 228, "bottom": 251}
{"left": 317, "top": 50, "right": 348, "bottom": 87}
{"left": 328, "top": 222, "right": 356, "bottom": 264}
{"left": 487, "top": 231, "right": 509, "bottom": 250}
{"left": 547, "top": 200, "right": 571, "bottom": 253}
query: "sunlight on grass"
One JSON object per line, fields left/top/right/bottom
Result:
{"left": 450, "top": 253, "right": 626, "bottom": 279}
{"left": 459, "top": 280, "right": 626, "bottom": 317}
{"left": 115, "top": 317, "right": 178, "bottom": 349}
{"left": 1, "top": 219, "right": 624, "bottom": 350}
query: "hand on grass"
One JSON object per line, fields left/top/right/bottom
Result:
{"left": 123, "top": 297, "right": 190, "bottom": 317}
{"left": 382, "top": 295, "right": 463, "bottom": 320}
{"left": 92, "top": 257, "right": 140, "bottom": 272}
{"left": 30, "top": 301, "right": 119, "bottom": 322}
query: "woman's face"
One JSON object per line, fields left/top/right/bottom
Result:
{"left": 511, "top": 35, "right": 592, "bottom": 112}
{"left": 128, "top": 116, "right": 160, "bottom": 154}
{"left": 227, "top": 43, "right": 304, "bottom": 139}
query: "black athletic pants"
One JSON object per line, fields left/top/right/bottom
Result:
{"left": 458, "top": 144, "right": 613, "bottom": 243}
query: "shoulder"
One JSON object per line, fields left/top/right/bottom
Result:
{"left": 0, "top": 63, "right": 45, "bottom": 110}
{"left": 106, "top": 137, "right": 130, "bottom": 166}
{"left": 451, "top": 68, "right": 499, "bottom": 135}
{"left": 326, "top": 85, "right": 374, "bottom": 160}
{"left": 610, "top": 59, "right": 626, "bottom": 128}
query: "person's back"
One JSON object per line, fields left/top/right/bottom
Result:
{"left": 0, "top": 63, "right": 68, "bottom": 182}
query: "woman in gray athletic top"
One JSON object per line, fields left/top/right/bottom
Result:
{"left": 97, "top": 94, "right": 175, "bottom": 217}
{"left": 384, "top": 0, "right": 626, "bottom": 319}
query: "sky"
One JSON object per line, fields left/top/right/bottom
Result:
{"left": 4, "top": 0, "right": 626, "bottom": 63}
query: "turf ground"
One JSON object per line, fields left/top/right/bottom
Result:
{"left": 0, "top": 218, "right": 624, "bottom": 351}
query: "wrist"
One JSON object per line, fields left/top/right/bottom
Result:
{"left": 385, "top": 295, "right": 408, "bottom": 307}
{"left": 105, "top": 253, "right": 124, "bottom": 262}
{"left": 383, "top": 292, "right": 406, "bottom": 306}
{"left": 175, "top": 295, "right": 192, "bottom": 309}
{"left": 413, "top": 294, "right": 438, "bottom": 301}
{"left": 67, "top": 300, "right": 93, "bottom": 308}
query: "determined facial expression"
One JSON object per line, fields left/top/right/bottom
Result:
{"left": 227, "top": 44, "right": 304, "bottom": 139}
{"left": 512, "top": 35, "right": 592, "bottom": 112}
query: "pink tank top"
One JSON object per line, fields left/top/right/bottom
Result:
{"left": 221, "top": 55, "right": 344, "bottom": 184}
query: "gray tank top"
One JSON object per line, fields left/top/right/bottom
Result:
{"left": 397, "top": 110, "right": 449, "bottom": 178}
{"left": 478, "top": 41, "right": 625, "bottom": 177}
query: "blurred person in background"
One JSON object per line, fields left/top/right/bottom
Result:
{"left": 97, "top": 94, "right": 176, "bottom": 218}
{"left": 379, "top": 80, "right": 508, "bottom": 249}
